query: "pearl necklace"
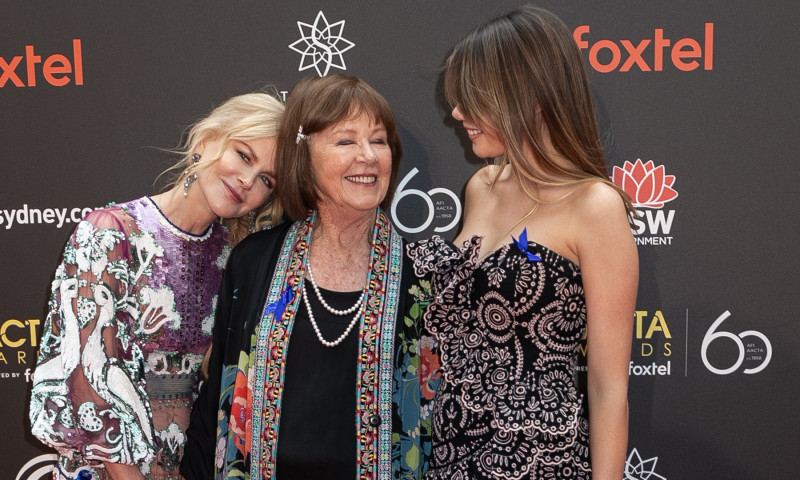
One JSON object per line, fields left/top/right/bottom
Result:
{"left": 307, "top": 263, "right": 365, "bottom": 315}
{"left": 302, "top": 282, "right": 365, "bottom": 347}
{"left": 302, "top": 264, "right": 368, "bottom": 347}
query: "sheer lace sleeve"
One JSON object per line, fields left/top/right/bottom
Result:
{"left": 30, "top": 207, "right": 157, "bottom": 469}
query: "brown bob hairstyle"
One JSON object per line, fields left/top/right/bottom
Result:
{"left": 275, "top": 74, "right": 403, "bottom": 221}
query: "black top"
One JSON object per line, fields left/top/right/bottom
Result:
{"left": 181, "top": 222, "right": 293, "bottom": 480}
{"left": 276, "top": 285, "right": 361, "bottom": 479}
{"left": 180, "top": 221, "right": 426, "bottom": 480}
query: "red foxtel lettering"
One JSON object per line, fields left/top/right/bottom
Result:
{"left": 0, "top": 39, "right": 83, "bottom": 87}
{"left": 573, "top": 23, "right": 714, "bottom": 73}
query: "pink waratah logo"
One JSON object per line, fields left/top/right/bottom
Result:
{"left": 612, "top": 159, "right": 678, "bottom": 209}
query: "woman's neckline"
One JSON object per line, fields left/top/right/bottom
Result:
{"left": 145, "top": 195, "right": 214, "bottom": 242}
{"left": 455, "top": 235, "right": 581, "bottom": 271}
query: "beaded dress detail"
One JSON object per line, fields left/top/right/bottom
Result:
{"left": 407, "top": 235, "right": 591, "bottom": 480}
{"left": 30, "top": 196, "right": 229, "bottom": 479}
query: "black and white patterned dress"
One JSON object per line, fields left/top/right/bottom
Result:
{"left": 407, "top": 235, "right": 591, "bottom": 480}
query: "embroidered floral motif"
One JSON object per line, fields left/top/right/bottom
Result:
{"left": 29, "top": 197, "right": 226, "bottom": 479}
{"left": 217, "top": 245, "right": 232, "bottom": 269}
{"left": 157, "top": 422, "right": 187, "bottom": 473}
{"left": 158, "top": 422, "right": 186, "bottom": 453}
{"left": 74, "top": 220, "right": 124, "bottom": 276}
{"left": 392, "top": 278, "right": 440, "bottom": 479}
{"left": 138, "top": 286, "right": 180, "bottom": 334}
{"left": 202, "top": 295, "right": 218, "bottom": 335}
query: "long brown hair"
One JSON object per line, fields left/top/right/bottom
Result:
{"left": 444, "top": 4, "right": 634, "bottom": 216}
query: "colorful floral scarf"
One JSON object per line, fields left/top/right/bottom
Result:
{"left": 216, "top": 209, "right": 402, "bottom": 480}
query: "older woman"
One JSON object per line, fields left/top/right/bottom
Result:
{"left": 29, "top": 91, "right": 284, "bottom": 480}
{"left": 181, "top": 74, "right": 436, "bottom": 480}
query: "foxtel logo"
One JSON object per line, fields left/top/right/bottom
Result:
{"left": 574, "top": 23, "right": 713, "bottom": 73}
{"left": 1, "top": 39, "right": 83, "bottom": 87}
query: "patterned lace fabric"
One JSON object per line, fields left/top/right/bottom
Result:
{"left": 30, "top": 196, "right": 229, "bottom": 479}
{"left": 407, "top": 235, "right": 591, "bottom": 480}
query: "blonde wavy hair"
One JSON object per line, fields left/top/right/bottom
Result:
{"left": 162, "top": 90, "right": 285, "bottom": 246}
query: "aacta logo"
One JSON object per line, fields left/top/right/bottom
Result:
{"left": 635, "top": 310, "right": 671, "bottom": 358}
{"left": 574, "top": 23, "right": 713, "bottom": 73}
{"left": 701, "top": 310, "right": 772, "bottom": 375}
{"left": 629, "top": 310, "right": 672, "bottom": 376}
{"left": 0, "top": 318, "right": 41, "bottom": 367}
{"left": 612, "top": 159, "right": 678, "bottom": 245}
{"left": 0, "top": 39, "right": 83, "bottom": 88}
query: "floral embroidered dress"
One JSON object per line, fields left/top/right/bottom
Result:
{"left": 30, "top": 196, "right": 229, "bottom": 479}
{"left": 407, "top": 234, "right": 591, "bottom": 480}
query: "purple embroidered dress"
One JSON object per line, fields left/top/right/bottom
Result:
{"left": 30, "top": 196, "right": 229, "bottom": 479}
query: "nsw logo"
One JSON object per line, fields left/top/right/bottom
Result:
{"left": 289, "top": 11, "right": 355, "bottom": 77}
{"left": 612, "top": 159, "right": 678, "bottom": 245}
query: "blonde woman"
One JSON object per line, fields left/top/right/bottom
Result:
{"left": 30, "top": 91, "right": 284, "bottom": 479}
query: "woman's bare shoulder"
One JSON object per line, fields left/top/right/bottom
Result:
{"left": 568, "top": 181, "right": 635, "bottom": 252}
{"left": 572, "top": 181, "right": 628, "bottom": 219}
{"left": 465, "top": 164, "right": 509, "bottom": 199}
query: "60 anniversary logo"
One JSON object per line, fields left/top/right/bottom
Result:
{"left": 701, "top": 310, "right": 772, "bottom": 375}
{"left": 391, "top": 168, "right": 461, "bottom": 234}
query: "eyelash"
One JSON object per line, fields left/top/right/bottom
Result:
{"left": 236, "top": 148, "right": 271, "bottom": 187}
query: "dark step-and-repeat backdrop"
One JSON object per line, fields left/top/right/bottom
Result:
{"left": 3, "top": 2, "right": 798, "bottom": 479}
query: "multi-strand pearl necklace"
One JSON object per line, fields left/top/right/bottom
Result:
{"left": 302, "top": 263, "right": 367, "bottom": 347}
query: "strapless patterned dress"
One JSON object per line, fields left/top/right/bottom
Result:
{"left": 407, "top": 235, "right": 591, "bottom": 480}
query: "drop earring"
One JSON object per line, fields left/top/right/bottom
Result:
{"left": 183, "top": 153, "right": 200, "bottom": 198}
{"left": 248, "top": 210, "right": 257, "bottom": 233}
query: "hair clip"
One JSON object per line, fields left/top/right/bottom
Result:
{"left": 296, "top": 125, "right": 310, "bottom": 144}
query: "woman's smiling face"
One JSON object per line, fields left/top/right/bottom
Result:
{"left": 194, "top": 136, "right": 277, "bottom": 220}
{"left": 309, "top": 111, "right": 392, "bottom": 217}
{"left": 452, "top": 105, "right": 506, "bottom": 159}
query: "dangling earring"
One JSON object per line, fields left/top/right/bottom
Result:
{"left": 183, "top": 153, "right": 201, "bottom": 198}
{"left": 247, "top": 210, "right": 257, "bottom": 233}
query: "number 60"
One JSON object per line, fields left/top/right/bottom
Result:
{"left": 391, "top": 168, "right": 461, "bottom": 234}
{"left": 701, "top": 310, "right": 772, "bottom": 375}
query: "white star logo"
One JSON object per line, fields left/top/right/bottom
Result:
{"left": 624, "top": 448, "right": 667, "bottom": 480}
{"left": 288, "top": 11, "right": 355, "bottom": 77}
